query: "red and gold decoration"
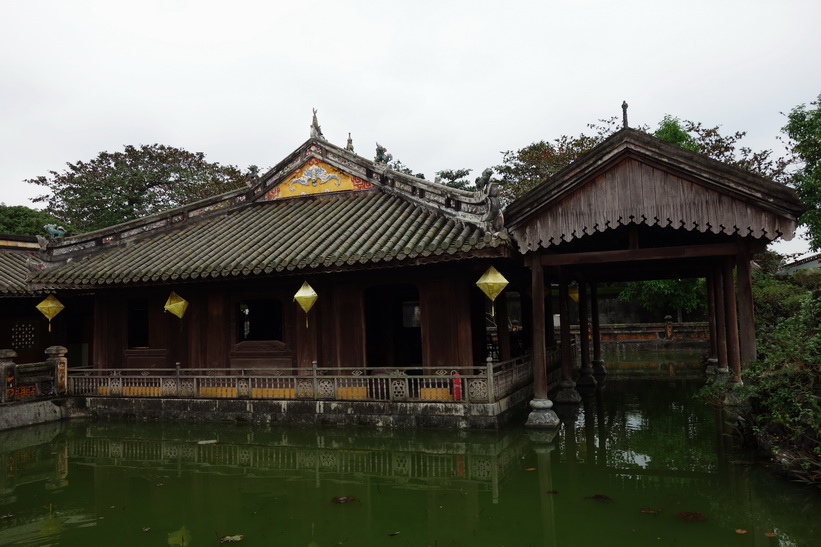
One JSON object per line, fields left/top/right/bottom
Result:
{"left": 294, "top": 281, "right": 318, "bottom": 327}
{"left": 476, "top": 266, "right": 509, "bottom": 317}
{"left": 36, "top": 294, "right": 64, "bottom": 332}
{"left": 261, "top": 158, "right": 374, "bottom": 201}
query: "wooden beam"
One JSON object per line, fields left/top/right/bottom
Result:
{"left": 540, "top": 242, "right": 739, "bottom": 267}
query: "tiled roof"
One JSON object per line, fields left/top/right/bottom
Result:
{"left": 0, "top": 251, "right": 41, "bottom": 295}
{"left": 32, "top": 190, "right": 508, "bottom": 288}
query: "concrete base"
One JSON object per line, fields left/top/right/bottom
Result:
{"left": 553, "top": 380, "right": 582, "bottom": 404}
{"left": 592, "top": 359, "right": 607, "bottom": 375}
{"left": 65, "top": 386, "right": 534, "bottom": 430}
{"left": 0, "top": 399, "right": 67, "bottom": 431}
{"left": 525, "top": 398, "right": 560, "bottom": 429}
{"left": 576, "top": 367, "right": 597, "bottom": 386}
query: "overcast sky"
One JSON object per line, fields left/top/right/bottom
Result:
{"left": 1, "top": 0, "right": 818, "bottom": 254}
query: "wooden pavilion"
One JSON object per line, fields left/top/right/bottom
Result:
{"left": 505, "top": 128, "right": 804, "bottom": 426}
{"left": 0, "top": 122, "right": 805, "bottom": 428}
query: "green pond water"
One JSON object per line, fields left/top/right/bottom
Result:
{"left": 1, "top": 356, "right": 819, "bottom": 546}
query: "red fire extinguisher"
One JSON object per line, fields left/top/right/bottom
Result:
{"left": 452, "top": 370, "right": 462, "bottom": 401}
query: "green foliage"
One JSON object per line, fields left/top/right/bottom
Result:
{"left": 617, "top": 278, "right": 706, "bottom": 319}
{"left": 654, "top": 115, "right": 699, "bottom": 152}
{"left": 495, "top": 133, "right": 605, "bottom": 202}
{"left": 388, "top": 159, "right": 425, "bottom": 179}
{"left": 0, "top": 204, "right": 67, "bottom": 236}
{"left": 742, "top": 265, "right": 821, "bottom": 484}
{"left": 27, "top": 144, "right": 247, "bottom": 233}
{"left": 783, "top": 92, "right": 821, "bottom": 250}
{"left": 435, "top": 168, "right": 473, "bottom": 190}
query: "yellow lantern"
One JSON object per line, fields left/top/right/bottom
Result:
{"left": 164, "top": 291, "right": 189, "bottom": 318}
{"left": 568, "top": 285, "right": 579, "bottom": 303}
{"left": 294, "top": 281, "right": 318, "bottom": 327}
{"left": 476, "top": 266, "right": 509, "bottom": 317}
{"left": 36, "top": 294, "right": 64, "bottom": 332}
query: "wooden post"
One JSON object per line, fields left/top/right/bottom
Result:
{"left": 576, "top": 281, "right": 595, "bottom": 386}
{"left": 705, "top": 272, "right": 718, "bottom": 363}
{"left": 723, "top": 256, "right": 742, "bottom": 381}
{"left": 497, "top": 293, "right": 512, "bottom": 362}
{"left": 526, "top": 255, "right": 560, "bottom": 428}
{"left": 559, "top": 275, "right": 573, "bottom": 382}
{"left": 712, "top": 263, "right": 728, "bottom": 370}
{"left": 736, "top": 245, "right": 756, "bottom": 364}
{"left": 591, "top": 282, "right": 606, "bottom": 375}
{"left": 530, "top": 255, "right": 547, "bottom": 400}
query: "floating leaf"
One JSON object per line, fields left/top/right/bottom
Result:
{"left": 640, "top": 507, "right": 663, "bottom": 515}
{"left": 525, "top": 467, "right": 536, "bottom": 471}
{"left": 331, "top": 496, "right": 358, "bottom": 504}
{"left": 735, "top": 529, "right": 747, "bottom": 534}
{"left": 764, "top": 532, "right": 777, "bottom": 537}
{"left": 585, "top": 494, "right": 613, "bottom": 502}
{"left": 387, "top": 531, "right": 400, "bottom": 537}
{"left": 676, "top": 511, "right": 708, "bottom": 522}
{"left": 219, "top": 534, "right": 245, "bottom": 543}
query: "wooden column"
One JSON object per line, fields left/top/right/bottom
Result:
{"left": 736, "top": 246, "right": 756, "bottom": 364}
{"left": 558, "top": 273, "right": 574, "bottom": 383}
{"left": 712, "top": 263, "right": 728, "bottom": 370}
{"left": 705, "top": 272, "right": 718, "bottom": 362}
{"left": 723, "top": 256, "right": 742, "bottom": 381}
{"left": 576, "top": 281, "right": 595, "bottom": 386}
{"left": 591, "top": 282, "right": 606, "bottom": 374}
{"left": 497, "top": 294, "right": 512, "bottom": 362}
{"left": 545, "top": 281, "right": 556, "bottom": 351}
{"left": 530, "top": 255, "right": 548, "bottom": 400}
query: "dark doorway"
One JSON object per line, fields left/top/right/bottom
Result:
{"left": 364, "top": 284, "right": 422, "bottom": 369}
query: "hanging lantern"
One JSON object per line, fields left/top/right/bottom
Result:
{"left": 36, "top": 294, "right": 65, "bottom": 332}
{"left": 568, "top": 285, "right": 579, "bottom": 303}
{"left": 294, "top": 281, "right": 318, "bottom": 327}
{"left": 476, "top": 266, "right": 509, "bottom": 317}
{"left": 164, "top": 291, "right": 189, "bottom": 318}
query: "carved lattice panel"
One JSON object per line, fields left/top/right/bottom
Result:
{"left": 180, "top": 379, "right": 195, "bottom": 397}
{"left": 468, "top": 379, "right": 488, "bottom": 400}
{"left": 237, "top": 378, "right": 250, "bottom": 397}
{"left": 319, "top": 452, "right": 337, "bottom": 469}
{"left": 392, "top": 453, "right": 409, "bottom": 475}
{"left": 10, "top": 322, "right": 36, "bottom": 350}
{"left": 318, "top": 379, "right": 334, "bottom": 398}
{"left": 471, "top": 457, "right": 492, "bottom": 479}
{"left": 296, "top": 379, "right": 314, "bottom": 398}
{"left": 162, "top": 378, "right": 178, "bottom": 397}
{"left": 391, "top": 379, "right": 407, "bottom": 400}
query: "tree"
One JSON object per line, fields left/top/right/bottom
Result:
{"left": 27, "top": 144, "right": 248, "bottom": 233}
{"left": 617, "top": 278, "right": 706, "bottom": 321}
{"left": 0, "top": 204, "right": 67, "bottom": 236}
{"left": 783, "top": 92, "right": 821, "bottom": 250}
{"left": 435, "top": 168, "right": 473, "bottom": 190}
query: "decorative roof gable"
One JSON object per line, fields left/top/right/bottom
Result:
{"left": 505, "top": 129, "right": 805, "bottom": 251}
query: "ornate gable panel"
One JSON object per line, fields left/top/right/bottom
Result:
{"left": 512, "top": 158, "right": 797, "bottom": 251}
{"left": 260, "top": 158, "right": 374, "bottom": 201}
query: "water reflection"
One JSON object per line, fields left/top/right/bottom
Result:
{"left": 1, "top": 373, "right": 819, "bottom": 546}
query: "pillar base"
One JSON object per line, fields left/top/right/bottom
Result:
{"left": 592, "top": 359, "right": 607, "bottom": 375}
{"left": 525, "top": 398, "right": 560, "bottom": 429}
{"left": 576, "top": 367, "right": 597, "bottom": 386}
{"left": 704, "top": 357, "right": 719, "bottom": 375}
{"left": 554, "top": 380, "right": 581, "bottom": 404}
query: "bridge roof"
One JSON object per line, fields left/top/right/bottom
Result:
{"left": 505, "top": 128, "right": 805, "bottom": 253}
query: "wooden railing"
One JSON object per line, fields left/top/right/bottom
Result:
{"left": 68, "top": 356, "right": 533, "bottom": 404}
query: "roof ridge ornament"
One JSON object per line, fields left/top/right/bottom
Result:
{"left": 622, "top": 100, "right": 629, "bottom": 129}
{"left": 346, "top": 132, "right": 355, "bottom": 152}
{"left": 374, "top": 142, "right": 392, "bottom": 164}
{"left": 310, "top": 108, "right": 325, "bottom": 140}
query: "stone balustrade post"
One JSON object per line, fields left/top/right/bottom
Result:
{"left": 45, "top": 346, "right": 68, "bottom": 396}
{"left": 1, "top": 349, "right": 18, "bottom": 403}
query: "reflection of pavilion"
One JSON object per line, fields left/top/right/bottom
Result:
{"left": 68, "top": 425, "right": 530, "bottom": 503}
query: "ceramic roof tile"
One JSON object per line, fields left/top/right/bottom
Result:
{"left": 33, "top": 191, "right": 508, "bottom": 288}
